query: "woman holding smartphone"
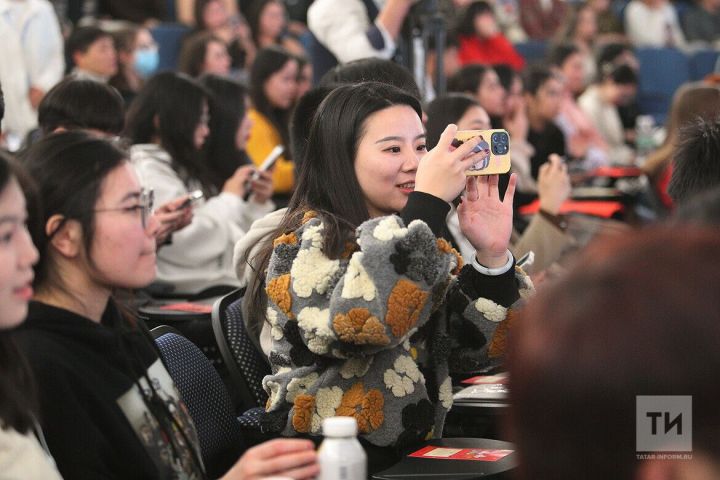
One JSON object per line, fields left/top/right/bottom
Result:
{"left": 126, "top": 72, "right": 274, "bottom": 295}
{"left": 246, "top": 82, "right": 530, "bottom": 471}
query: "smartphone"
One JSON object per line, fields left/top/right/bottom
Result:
{"left": 180, "top": 190, "right": 204, "bottom": 209}
{"left": 451, "top": 129, "right": 511, "bottom": 176}
{"left": 243, "top": 145, "right": 285, "bottom": 201}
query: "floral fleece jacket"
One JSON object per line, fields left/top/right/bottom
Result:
{"left": 261, "top": 192, "right": 533, "bottom": 448}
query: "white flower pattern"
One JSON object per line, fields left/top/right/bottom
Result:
{"left": 383, "top": 355, "right": 423, "bottom": 397}
{"left": 372, "top": 217, "right": 408, "bottom": 241}
{"left": 339, "top": 357, "right": 373, "bottom": 379}
{"left": 291, "top": 222, "right": 340, "bottom": 298}
{"left": 310, "top": 386, "right": 343, "bottom": 433}
{"left": 297, "top": 307, "right": 335, "bottom": 354}
{"left": 285, "top": 372, "right": 319, "bottom": 403}
{"left": 474, "top": 298, "right": 508, "bottom": 323}
{"left": 341, "top": 252, "right": 377, "bottom": 301}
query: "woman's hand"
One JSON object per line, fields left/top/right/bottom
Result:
{"left": 248, "top": 169, "right": 274, "bottom": 204}
{"left": 458, "top": 174, "right": 517, "bottom": 268}
{"left": 416, "top": 124, "right": 490, "bottom": 203}
{"left": 222, "top": 165, "right": 256, "bottom": 198}
{"left": 222, "top": 438, "right": 319, "bottom": 480}
{"left": 537, "top": 154, "right": 571, "bottom": 215}
{"left": 151, "top": 196, "right": 194, "bottom": 246}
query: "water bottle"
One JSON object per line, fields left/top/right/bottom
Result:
{"left": 635, "top": 115, "right": 656, "bottom": 166}
{"left": 318, "top": 417, "right": 367, "bottom": 480}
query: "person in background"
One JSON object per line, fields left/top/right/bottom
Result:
{"left": 548, "top": 43, "right": 609, "bottom": 171}
{"left": 667, "top": 115, "right": 720, "bottom": 205}
{"left": 579, "top": 63, "right": 638, "bottom": 165}
{"left": 65, "top": 26, "right": 118, "bottom": 83}
{"left": 199, "top": 74, "right": 269, "bottom": 195}
{"left": 246, "top": 46, "right": 299, "bottom": 203}
{"left": 179, "top": 31, "right": 232, "bottom": 78}
{"left": 246, "top": 0, "right": 303, "bottom": 55}
{"left": 456, "top": 1, "right": 525, "bottom": 71}
{"left": 0, "top": 0, "right": 64, "bottom": 150}
{"left": 586, "top": 0, "right": 625, "bottom": 41}
{"left": 193, "top": 0, "right": 256, "bottom": 76}
{"left": 524, "top": 66, "right": 566, "bottom": 179}
{"left": 624, "top": 0, "right": 686, "bottom": 48}
{"left": 643, "top": 83, "right": 720, "bottom": 210}
{"left": 519, "top": 0, "right": 568, "bottom": 40}
{"left": 16, "top": 131, "right": 319, "bottom": 479}
{"left": 36, "top": 77, "right": 194, "bottom": 247}
{"left": 110, "top": 25, "right": 160, "bottom": 105}
{"left": 553, "top": 4, "right": 599, "bottom": 85}
{"left": 127, "top": 72, "right": 274, "bottom": 294}
{"left": 508, "top": 228, "right": 720, "bottom": 480}
{"left": 177, "top": 0, "right": 238, "bottom": 26}
{"left": 295, "top": 55, "right": 313, "bottom": 101}
{"left": 595, "top": 42, "right": 641, "bottom": 144}
{"left": 682, "top": 0, "right": 720, "bottom": 46}
{"left": 307, "top": 0, "right": 415, "bottom": 80}
{"left": 448, "top": 64, "right": 507, "bottom": 128}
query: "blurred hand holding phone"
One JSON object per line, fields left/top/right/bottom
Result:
{"left": 180, "top": 190, "right": 204, "bottom": 209}
{"left": 243, "top": 145, "right": 284, "bottom": 201}
{"left": 451, "top": 129, "right": 511, "bottom": 176}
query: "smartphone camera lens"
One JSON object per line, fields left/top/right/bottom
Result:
{"left": 491, "top": 132, "right": 509, "bottom": 155}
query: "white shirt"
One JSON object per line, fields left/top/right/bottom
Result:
{"left": 131, "top": 144, "right": 275, "bottom": 294}
{"left": 625, "top": 0, "right": 686, "bottom": 49}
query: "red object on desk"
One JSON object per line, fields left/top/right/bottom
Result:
{"left": 519, "top": 199, "right": 624, "bottom": 218}
{"left": 158, "top": 303, "right": 213, "bottom": 314}
{"left": 409, "top": 446, "right": 514, "bottom": 462}
{"left": 461, "top": 374, "right": 509, "bottom": 385}
{"left": 590, "top": 166, "right": 643, "bottom": 178}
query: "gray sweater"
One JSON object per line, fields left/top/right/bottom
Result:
{"left": 260, "top": 202, "right": 531, "bottom": 448}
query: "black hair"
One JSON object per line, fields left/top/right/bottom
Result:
{"left": 523, "top": 65, "right": 556, "bottom": 96}
{"left": 246, "top": 82, "right": 422, "bottom": 332}
{"left": 250, "top": 46, "right": 299, "bottom": 154}
{"left": 193, "top": 0, "right": 219, "bottom": 29}
{"left": 447, "top": 64, "right": 492, "bottom": 95}
{"left": 125, "top": 72, "right": 215, "bottom": 193}
{"left": 0, "top": 153, "right": 38, "bottom": 435}
{"left": 38, "top": 78, "right": 125, "bottom": 135}
{"left": 179, "top": 31, "right": 225, "bottom": 78}
{"left": 0, "top": 83, "right": 4, "bottom": 121}
{"left": 546, "top": 43, "right": 580, "bottom": 68}
{"left": 669, "top": 116, "right": 720, "bottom": 204}
{"left": 493, "top": 63, "right": 518, "bottom": 92}
{"left": 596, "top": 42, "right": 633, "bottom": 71}
{"left": 66, "top": 26, "right": 112, "bottom": 68}
{"left": 199, "top": 73, "right": 251, "bottom": 190}
{"left": 289, "top": 84, "right": 335, "bottom": 168}
{"left": 673, "top": 185, "right": 720, "bottom": 227}
{"left": 20, "top": 132, "right": 128, "bottom": 289}
{"left": 457, "top": 1, "right": 494, "bottom": 36}
{"left": 425, "top": 93, "right": 480, "bottom": 149}
{"left": 319, "top": 57, "right": 421, "bottom": 102}
{"left": 600, "top": 63, "right": 637, "bottom": 85}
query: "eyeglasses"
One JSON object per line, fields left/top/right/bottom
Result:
{"left": 94, "top": 189, "right": 154, "bottom": 229}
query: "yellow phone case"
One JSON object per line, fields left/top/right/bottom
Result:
{"left": 453, "top": 129, "right": 512, "bottom": 176}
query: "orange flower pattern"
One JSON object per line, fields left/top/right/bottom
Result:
{"left": 335, "top": 383, "right": 385, "bottom": 433}
{"left": 292, "top": 394, "right": 315, "bottom": 433}
{"left": 266, "top": 274, "right": 293, "bottom": 319}
{"left": 273, "top": 232, "right": 298, "bottom": 248}
{"left": 333, "top": 308, "right": 390, "bottom": 346}
{"left": 437, "top": 238, "right": 463, "bottom": 275}
{"left": 386, "top": 279, "right": 429, "bottom": 338}
{"left": 488, "top": 308, "right": 516, "bottom": 358}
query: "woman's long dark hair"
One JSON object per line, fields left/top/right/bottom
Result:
{"left": 250, "top": 46, "right": 298, "bottom": 154}
{"left": 125, "top": 72, "right": 216, "bottom": 193}
{"left": 245, "top": 81, "right": 422, "bottom": 332}
{"left": 0, "top": 153, "right": 38, "bottom": 434}
{"left": 199, "top": 74, "right": 251, "bottom": 191}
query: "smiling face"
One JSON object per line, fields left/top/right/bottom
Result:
{"left": 0, "top": 178, "right": 39, "bottom": 329}
{"left": 354, "top": 105, "right": 426, "bottom": 217}
{"left": 87, "top": 163, "right": 157, "bottom": 290}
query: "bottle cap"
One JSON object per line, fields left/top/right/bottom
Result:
{"left": 322, "top": 416, "right": 358, "bottom": 437}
